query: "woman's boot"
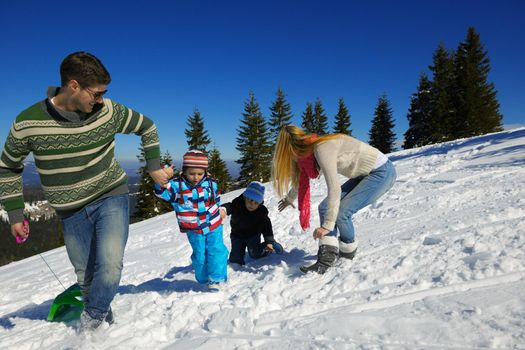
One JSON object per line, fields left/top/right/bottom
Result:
{"left": 300, "top": 244, "right": 339, "bottom": 274}
{"left": 339, "top": 239, "right": 357, "bottom": 260}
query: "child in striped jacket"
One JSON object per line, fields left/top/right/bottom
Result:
{"left": 154, "top": 150, "right": 228, "bottom": 291}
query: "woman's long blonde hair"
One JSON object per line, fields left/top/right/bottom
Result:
{"left": 271, "top": 125, "right": 342, "bottom": 198}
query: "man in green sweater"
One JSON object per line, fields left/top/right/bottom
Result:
{"left": 0, "top": 52, "right": 169, "bottom": 331}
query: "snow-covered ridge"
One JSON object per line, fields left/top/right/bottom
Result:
{"left": 1, "top": 128, "right": 524, "bottom": 349}
{"left": 0, "top": 201, "right": 56, "bottom": 223}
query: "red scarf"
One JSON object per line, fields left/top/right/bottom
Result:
{"left": 296, "top": 135, "right": 319, "bottom": 230}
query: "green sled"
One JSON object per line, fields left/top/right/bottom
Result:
{"left": 47, "top": 284, "right": 84, "bottom": 322}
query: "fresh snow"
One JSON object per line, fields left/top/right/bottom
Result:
{"left": 1, "top": 128, "right": 524, "bottom": 349}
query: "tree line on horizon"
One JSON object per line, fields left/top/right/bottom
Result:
{"left": 132, "top": 26, "right": 503, "bottom": 222}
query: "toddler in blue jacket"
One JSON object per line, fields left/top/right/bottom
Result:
{"left": 154, "top": 150, "right": 228, "bottom": 292}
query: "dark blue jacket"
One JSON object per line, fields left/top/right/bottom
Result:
{"left": 222, "top": 194, "right": 274, "bottom": 243}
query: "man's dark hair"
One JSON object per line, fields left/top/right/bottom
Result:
{"left": 60, "top": 51, "right": 111, "bottom": 87}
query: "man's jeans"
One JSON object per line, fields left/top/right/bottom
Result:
{"left": 319, "top": 160, "right": 396, "bottom": 243}
{"left": 61, "top": 194, "right": 129, "bottom": 320}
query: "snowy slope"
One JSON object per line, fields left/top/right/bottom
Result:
{"left": 1, "top": 128, "right": 524, "bottom": 349}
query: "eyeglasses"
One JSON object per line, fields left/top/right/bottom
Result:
{"left": 84, "top": 87, "right": 108, "bottom": 100}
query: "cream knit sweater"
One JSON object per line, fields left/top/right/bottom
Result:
{"left": 286, "top": 135, "right": 380, "bottom": 231}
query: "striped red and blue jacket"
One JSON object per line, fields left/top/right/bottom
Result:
{"left": 154, "top": 175, "right": 222, "bottom": 234}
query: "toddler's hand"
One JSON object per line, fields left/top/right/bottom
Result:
{"left": 264, "top": 243, "right": 274, "bottom": 252}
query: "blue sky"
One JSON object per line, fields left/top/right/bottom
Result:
{"left": 1, "top": 0, "right": 523, "bottom": 163}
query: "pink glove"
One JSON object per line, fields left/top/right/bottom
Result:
{"left": 16, "top": 219, "right": 30, "bottom": 244}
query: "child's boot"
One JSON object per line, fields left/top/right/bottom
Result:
{"left": 207, "top": 281, "right": 221, "bottom": 293}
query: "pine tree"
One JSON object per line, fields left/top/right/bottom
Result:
{"left": 268, "top": 87, "right": 293, "bottom": 146}
{"left": 184, "top": 108, "right": 211, "bottom": 153}
{"left": 208, "top": 146, "right": 232, "bottom": 194}
{"left": 313, "top": 98, "right": 328, "bottom": 135}
{"left": 161, "top": 150, "right": 173, "bottom": 166}
{"left": 301, "top": 102, "right": 315, "bottom": 133}
{"left": 429, "top": 42, "right": 457, "bottom": 142}
{"left": 157, "top": 150, "right": 175, "bottom": 213}
{"left": 333, "top": 97, "right": 352, "bottom": 135}
{"left": 236, "top": 92, "right": 272, "bottom": 186}
{"left": 369, "top": 95, "right": 396, "bottom": 153}
{"left": 454, "top": 27, "right": 503, "bottom": 137}
{"left": 403, "top": 73, "right": 434, "bottom": 149}
{"left": 132, "top": 146, "right": 172, "bottom": 222}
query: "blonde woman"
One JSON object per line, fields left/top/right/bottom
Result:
{"left": 272, "top": 125, "right": 396, "bottom": 274}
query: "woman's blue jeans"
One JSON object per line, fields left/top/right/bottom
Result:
{"left": 318, "top": 160, "right": 396, "bottom": 243}
{"left": 61, "top": 194, "right": 129, "bottom": 320}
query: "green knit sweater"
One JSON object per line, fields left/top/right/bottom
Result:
{"left": 0, "top": 95, "right": 161, "bottom": 223}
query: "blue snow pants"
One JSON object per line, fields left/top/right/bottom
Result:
{"left": 186, "top": 226, "right": 228, "bottom": 284}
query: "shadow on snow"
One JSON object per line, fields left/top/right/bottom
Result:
{"left": 0, "top": 248, "right": 313, "bottom": 329}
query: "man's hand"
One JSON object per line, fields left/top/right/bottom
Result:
{"left": 219, "top": 207, "right": 227, "bottom": 219}
{"left": 163, "top": 165, "right": 174, "bottom": 179}
{"left": 11, "top": 221, "right": 29, "bottom": 242}
{"left": 278, "top": 199, "right": 295, "bottom": 212}
{"left": 312, "top": 227, "right": 330, "bottom": 240}
{"left": 149, "top": 168, "right": 170, "bottom": 188}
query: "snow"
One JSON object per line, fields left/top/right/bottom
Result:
{"left": 1, "top": 128, "right": 525, "bottom": 349}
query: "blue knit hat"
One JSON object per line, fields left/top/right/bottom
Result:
{"left": 243, "top": 181, "right": 265, "bottom": 204}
